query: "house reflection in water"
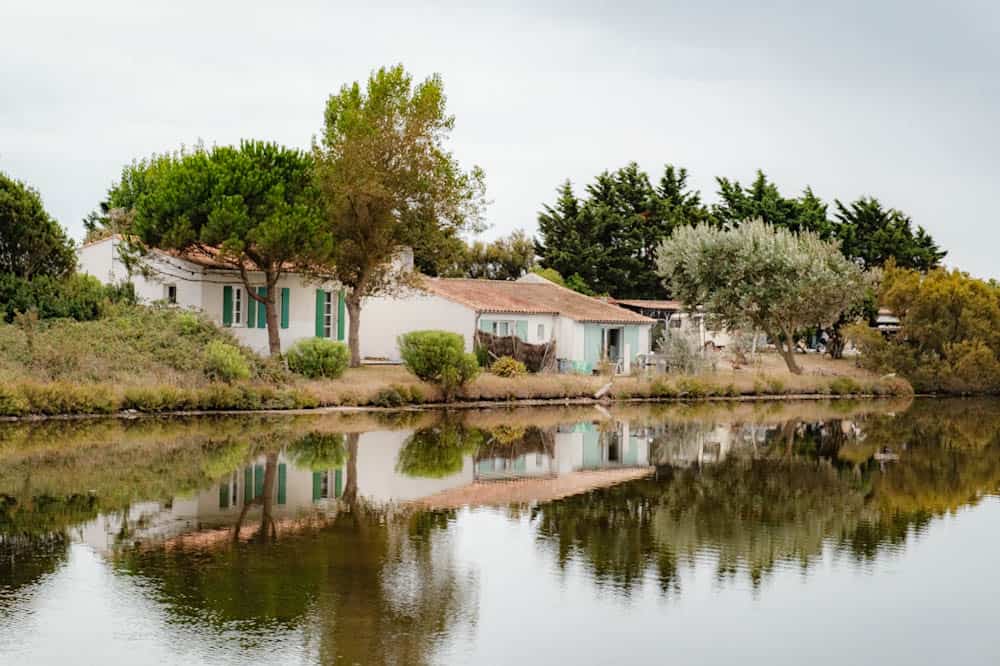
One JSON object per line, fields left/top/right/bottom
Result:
{"left": 475, "top": 422, "right": 651, "bottom": 480}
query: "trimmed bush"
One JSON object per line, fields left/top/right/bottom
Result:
{"left": 286, "top": 338, "right": 349, "bottom": 379}
{"left": 491, "top": 356, "right": 527, "bottom": 378}
{"left": 398, "top": 330, "right": 479, "bottom": 402}
{"left": 829, "top": 377, "right": 863, "bottom": 396}
{"left": 373, "top": 385, "right": 408, "bottom": 408}
{"left": 203, "top": 341, "right": 251, "bottom": 383}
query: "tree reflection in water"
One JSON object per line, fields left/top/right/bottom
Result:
{"left": 533, "top": 400, "right": 1000, "bottom": 593}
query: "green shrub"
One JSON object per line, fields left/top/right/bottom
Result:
{"left": 649, "top": 378, "right": 678, "bottom": 398}
{"left": 676, "top": 377, "right": 708, "bottom": 398}
{"left": 203, "top": 341, "right": 251, "bottom": 383}
{"left": 0, "top": 386, "right": 28, "bottom": 416}
{"left": 398, "top": 331, "right": 479, "bottom": 402}
{"left": 0, "top": 273, "right": 114, "bottom": 323}
{"left": 765, "top": 376, "right": 787, "bottom": 394}
{"left": 407, "top": 386, "right": 425, "bottom": 404}
{"left": 829, "top": 377, "right": 863, "bottom": 395}
{"left": 286, "top": 338, "right": 349, "bottom": 379}
{"left": 723, "top": 383, "right": 740, "bottom": 397}
{"left": 372, "top": 385, "right": 409, "bottom": 408}
{"left": 491, "top": 356, "right": 527, "bottom": 378}
{"left": 19, "top": 382, "right": 116, "bottom": 415}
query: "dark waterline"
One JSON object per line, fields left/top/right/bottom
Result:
{"left": 1, "top": 398, "right": 998, "bottom": 665}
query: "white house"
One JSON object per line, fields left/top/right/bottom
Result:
{"left": 78, "top": 237, "right": 653, "bottom": 371}
{"left": 610, "top": 298, "right": 734, "bottom": 350}
{"left": 361, "top": 273, "right": 655, "bottom": 372}
{"left": 78, "top": 235, "right": 351, "bottom": 353}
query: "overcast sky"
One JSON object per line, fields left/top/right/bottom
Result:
{"left": 3, "top": 1, "right": 998, "bottom": 277}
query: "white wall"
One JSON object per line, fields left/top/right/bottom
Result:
{"left": 359, "top": 290, "right": 478, "bottom": 361}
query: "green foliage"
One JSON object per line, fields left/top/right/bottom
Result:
{"left": 657, "top": 330, "right": 711, "bottom": 374}
{"left": 530, "top": 267, "right": 566, "bottom": 287}
{"left": 286, "top": 338, "right": 349, "bottom": 379}
{"left": 649, "top": 378, "right": 679, "bottom": 398}
{"left": 490, "top": 356, "right": 527, "bottom": 377}
{"left": 0, "top": 273, "right": 133, "bottom": 323}
{"left": 287, "top": 432, "right": 347, "bottom": 471}
{"left": 107, "top": 140, "right": 330, "bottom": 356}
{"left": 829, "top": 377, "right": 863, "bottom": 396}
{"left": 833, "top": 197, "right": 945, "bottom": 271}
{"left": 849, "top": 265, "right": 1000, "bottom": 393}
{"left": 396, "top": 419, "right": 483, "bottom": 478}
{"left": 535, "top": 164, "right": 709, "bottom": 298}
{"left": 314, "top": 64, "right": 486, "bottom": 366}
{"left": 372, "top": 386, "right": 408, "bottom": 408}
{"left": 430, "top": 229, "right": 535, "bottom": 279}
{"left": 713, "top": 171, "right": 833, "bottom": 237}
{"left": 398, "top": 330, "right": 479, "bottom": 401}
{"left": 0, "top": 172, "right": 77, "bottom": 279}
{"left": 657, "top": 219, "right": 869, "bottom": 374}
{"left": 203, "top": 340, "right": 251, "bottom": 383}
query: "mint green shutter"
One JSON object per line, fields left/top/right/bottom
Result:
{"left": 244, "top": 466, "right": 253, "bottom": 503}
{"left": 222, "top": 286, "right": 233, "bottom": 327}
{"left": 280, "top": 288, "right": 290, "bottom": 329}
{"left": 219, "top": 483, "right": 229, "bottom": 509}
{"left": 246, "top": 292, "right": 256, "bottom": 329}
{"left": 624, "top": 326, "right": 640, "bottom": 363}
{"left": 277, "top": 463, "right": 287, "bottom": 505}
{"left": 254, "top": 464, "right": 265, "bottom": 499}
{"left": 256, "top": 287, "right": 267, "bottom": 328}
{"left": 479, "top": 319, "right": 494, "bottom": 333}
{"left": 315, "top": 290, "right": 325, "bottom": 337}
{"left": 515, "top": 320, "right": 528, "bottom": 341}
{"left": 312, "top": 471, "right": 322, "bottom": 500}
{"left": 334, "top": 469, "right": 343, "bottom": 498}
{"left": 337, "top": 291, "right": 346, "bottom": 341}
{"left": 584, "top": 324, "right": 603, "bottom": 367}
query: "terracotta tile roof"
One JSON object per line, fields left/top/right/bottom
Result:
{"left": 611, "top": 298, "right": 683, "bottom": 311}
{"left": 421, "top": 278, "right": 654, "bottom": 324}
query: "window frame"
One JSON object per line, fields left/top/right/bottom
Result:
{"left": 165, "top": 284, "right": 177, "bottom": 305}
{"left": 323, "top": 291, "right": 336, "bottom": 338}
{"left": 233, "top": 286, "right": 244, "bottom": 326}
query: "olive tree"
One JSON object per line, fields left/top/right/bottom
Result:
{"left": 656, "top": 219, "right": 868, "bottom": 374}
{"left": 313, "top": 64, "right": 486, "bottom": 367}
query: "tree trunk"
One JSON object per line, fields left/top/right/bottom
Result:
{"left": 264, "top": 274, "right": 281, "bottom": 357}
{"left": 827, "top": 325, "right": 846, "bottom": 360}
{"left": 346, "top": 294, "right": 363, "bottom": 368}
{"left": 255, "top": 453, "right": 278, "bottom": 544}
{"left": 775, "top": 328, "right": 802, "bottom": 375}
{"left": 343, "top": 433, "right": 359, "bottom": 508}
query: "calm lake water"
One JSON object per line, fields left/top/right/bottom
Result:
{"left": 1, "top": 398, "right": 999, "bottom": 665}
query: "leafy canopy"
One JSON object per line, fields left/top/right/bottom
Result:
{"left": 656, "top": 219, "right": 869, "bottom": 373}
{"left": 0, "top": 172, "right": 76, "bottom": 279}
{"left": 106, "top": 140, "right": 330, "bottom": 355}
{"left": 313, "top": 64, "right": 486, "bottom": 365}
{"left": 535, "top": 163, "right": 709, "bottom": 298}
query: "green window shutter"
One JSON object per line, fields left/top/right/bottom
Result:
{"left": 315, "top": 290, "right": 326, "bottom": 338}
{"left": 515, "top": 320, "right": 528, "bottom": 341}
{"left": 219, "top": 483, "right": 229, "bottom": 509}
{"left": 222, "top": 286, "right": 233, "bottom": 327}
{"left": 334, "top": 468, "right": 343, "bottom": 498}
{"left": 246, "top": 291, "right": 256, "bottom": 329}
{"left": 479, "top": 318, "right": 494, "bottom": 333}
{"left": 244, "top": 466, "right": 253, "bottom": 503}
{"left": 584, "top": 324, "right": 603, "bottom": 366}
{"left": 277, "top": 463, "right": 287, "bottom": 505}
{"left": 337, "top": 291, "right": 346, "bottom": 341}
{"left": 280, "top": 288, "right": 290, "bottom": 329}
{"left": 257, "top": 287, "right": 267, "bottom": 328}
{"left": 254, "top": 464, "right": 265, "bottom": 498}
{"left": 312, "top": 471, "right": 323, "bottom": 500}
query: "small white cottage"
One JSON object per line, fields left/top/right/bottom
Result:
{"left": 362, "top": 274, "right": 654, "bottom": 372}
{"left": 77, "top": 237, "right": 653, "bottom": 371}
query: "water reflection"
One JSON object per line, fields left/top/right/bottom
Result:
{"left": 1, "top": 399, "right": 1000, "bottom": 664}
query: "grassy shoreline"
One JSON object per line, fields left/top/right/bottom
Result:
{"left": 0, "top": 365, "right": 912, "bottom": 420}
{"left": 0, "top": 305, "right": 912, "bottom": 419}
